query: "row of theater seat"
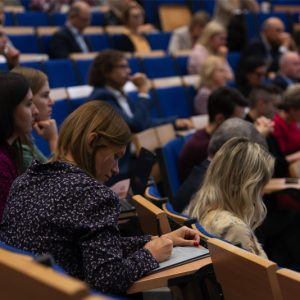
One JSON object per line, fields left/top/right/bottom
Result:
{"left": 0, "top": 52, "right": 241, "bottom": 87}
{"left": 5, "top": 26, "right": 173, "bottom": 54}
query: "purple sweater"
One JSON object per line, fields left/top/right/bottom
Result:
{"left": 0, "top": 142, "right": 17, "bottom": 221}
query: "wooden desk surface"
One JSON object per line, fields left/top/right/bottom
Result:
{"left": 127, "top": 256, "right": 212, "bottom": 294}
{"left": 264, "top": 178, "right": 300, "bottom": 194}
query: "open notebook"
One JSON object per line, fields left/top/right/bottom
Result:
{"left": 149, "top": 246, "right": 209, "bottom": 274}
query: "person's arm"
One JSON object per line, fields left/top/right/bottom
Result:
{"left": 33, "top": 119, "right": 58, "bottom": 153}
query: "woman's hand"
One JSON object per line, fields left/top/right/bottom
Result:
{"left": 33, "top": 119, "right": 58, "bottom": 151}
{"left": 162, "top": 226, "right": 200, "bottom": 247}
{"left": 144, "top": 236, "right": 173, "bottom": 262}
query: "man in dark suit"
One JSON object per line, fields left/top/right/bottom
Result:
{"left": 238, "top": 17, "right": 295, "bottom": 74}
{"left": 48, "top": 1, "right": 92, "bottom": 59}
{"left": 273, "top": 51, "right": 300, "bottom": 91}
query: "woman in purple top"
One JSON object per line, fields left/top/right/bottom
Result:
{"left": 0, "top": 101, "right": 200, "bottom": 295}
{"left": 0, "top": 72, "right": 37, "bottom": 220}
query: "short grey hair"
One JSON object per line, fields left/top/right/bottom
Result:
{"left": 208, "top": 118, "right": 267, "bottom": 156}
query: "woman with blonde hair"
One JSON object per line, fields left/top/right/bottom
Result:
{"left": 11, "top": 67, "right": 58, "bottom": 169}
{"left": 194, "top": 55, "right": 228, "bottom": 114}
{"left": 188, "top": 21, "right": 233, "bottom": 79}
{"left": 0, "top": 100, "right": 200, "bottom": 295}
{"left": 186, "top": 137, "right": 274, "bottom": 257}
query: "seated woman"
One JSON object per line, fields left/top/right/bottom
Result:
{"left": 114, "top": 1, "right": 155, "bottom": 53}
{"left": 0, "top": 101, "right": 200, "bottom": 295}
{"left": 185, "top": 137, "right": 274, "bottom": 257}
{"left": 11, "top": 67, "right": 58, "bottom": 170}
{"left": 235, "top": 56, "right": 267, "bottom": 98}
{"left": 188, "top": 20, "right": 233, "bottom": 79}
{"left": 194, "top": 55, "right": 228, "bottom": 115}
{"left": 0, "top": 72, "right": 37, "bottom": 220}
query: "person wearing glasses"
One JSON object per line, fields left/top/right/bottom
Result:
{"left": 48, "top": 1, "right": 93, "bottom": 59}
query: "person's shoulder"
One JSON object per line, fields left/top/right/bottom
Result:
{"left": 174, "top": 25, "right": 189, "bottom": 35}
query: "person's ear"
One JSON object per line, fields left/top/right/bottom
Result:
{"left": 215, "top": 113, "right": 225, "bottom": 125}
{"left": 87, "top": 132, "right": 97, "bottom": 147}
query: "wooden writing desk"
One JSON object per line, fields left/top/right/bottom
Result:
{"left": 127, "top": 256, "right": 212, "bottom": 294}
{"left": 264, "top": 178, "right": 300, "bottom": 194}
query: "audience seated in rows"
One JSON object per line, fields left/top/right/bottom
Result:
{"left": 11, "top": 67, "right": 58, "bottom": 170}
{"left": 185, "top": 136, "right": 274, "bottom": 257}
{"left": 238, "top": 17, "right": 296, "bottom": 74}
{"left": 179, "top": 87, "right": 248, "bottom": 182}
{"left": 273, "top": 51, "right": 300, "bottom": 91}
{"left": 235, "top": 56, "right": 267, "bottom": 97}
{"left": 0, "top": 72, "right": 37, "bottom": 221}
{"left": 188, "top": 21, "right": 233, "bottom": 82}
{"left": 0, "top": 100, "right": 201, "bottom": 295}
{"left": 172, "top": 118, "right": 265, "bottom": 213}
{"left": 194, "top": 55, "right": 228, "bottom": 115}
{"left": 168, "top": 10, "right": 210, "bottom": 54}
{"left": 49, "top": 1, "right": 93, "bottom": 59}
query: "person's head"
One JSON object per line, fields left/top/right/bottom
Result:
{"left": 199, "top": 55, "right": 228, "bottom": 89}
{"left": 199, "top": 21, "right": 227, "bottom": 53}
{"left": 262, "top": 17, "right": 285, "bottom": 46}
{"left": 0, "top": 72, "right": 35, "bottom": 144}
{"left": 51, "top": 101, "right": 131, "bottom": 183}
{"left": 248, "top": 84, "right": 283, "bottom": 119}
{"left": 11, "top": 67, "right": 53, "bottom": 122}
{"left": 207, "top": 87, "right": 248, "bottom": 124}
{"left": 89, "top": 50, "right": 130, "bottom": 89}
{"left": 208, "top": 118, "right": 267, "bottom": 158}
{"left": 279, "top": 51, "right": 300, "bottom": 81}
{"left": 67, "top": 1, "right": 91, "bottom": 32}
{"left": 189, "top": 137, "right": 274, "bottom": 229}
{"left": 123, "top": 2, "right": 145, "bottom": 30}
{"left": 279, "top": 84, "right": 300, "bottom": 122}
{"left": 189, "top": 11, "right": 210, "bottom": 45}
{"left": 237, "top": 56, "right": 267, "bottom": 88}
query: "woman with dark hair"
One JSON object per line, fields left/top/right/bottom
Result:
{"left": 0, "top": 101, "right": 200, "bottom": 295}
{"left": 235, "top": 56, "right": 267, "bottom": 97}
{"left": 0, "top": 72, "right": 37, "bottom": 220}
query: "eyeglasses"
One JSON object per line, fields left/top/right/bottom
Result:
{"left": 113, "top": 64, "right": 130, "bottom": 69}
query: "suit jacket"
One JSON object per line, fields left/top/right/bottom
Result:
{"left": 172, "top": 159, "right": 210, "bottom": 213}
{"left": 272, "top": 74, "right": 296, "bottom": 91}
{"left": 89, "top": 87, "right": 176, "bottom": 133}
{"left": 48, "top": 26, "right": 93, "bottom": 59}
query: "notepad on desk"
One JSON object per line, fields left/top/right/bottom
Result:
{"left": 149, "top": 246, "right": 209, "bottom": 274}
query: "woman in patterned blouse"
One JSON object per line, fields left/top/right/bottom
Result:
{"left": 0, "top": 101, "right": 200, "bottom": 295}
{"left": 186, "top": 137, "right": 274, "bottom": 258}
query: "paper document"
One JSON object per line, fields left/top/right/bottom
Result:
{"left": 149, "top": 246, "right": 209, "bottom": 274}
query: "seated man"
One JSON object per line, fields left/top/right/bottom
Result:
{"left": 48, "top": 1, "right": 93, "bottom": 59}
{"left": 273, "top": 51, "right": 300, "bottom": 91}
{"left": 172, "top": 118, "right": 266, "bottom": 213}
{"left": 179, "top": 87, "right": 248, "bottom": 182}
{"left": 88, "top": 49, "right": 192, "bottom": 133}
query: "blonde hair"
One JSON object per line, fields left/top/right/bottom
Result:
{"left": 11, "top": 66, "right": 47, "bottom": 95}
{"left": 198, "top": 21, "right": 226, "bottom": 52}
{"left": 50, "top": 101, "right": 131, "bottom": 179}
{"left": 187, "top": 137, "right": 274, "bottom": 230}
{"left": 199, "top": 55, "right": 224, "bottom": 88}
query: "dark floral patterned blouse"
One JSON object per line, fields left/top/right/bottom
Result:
{"left": 0, "top": 160, "right": 158, "bottom": 294}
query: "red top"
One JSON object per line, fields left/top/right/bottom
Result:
{"left": 0, "top": 142, "right": 17, "bottom": 221}
{"left": 272, "top": 114, "right": 300, "bottom": 155}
